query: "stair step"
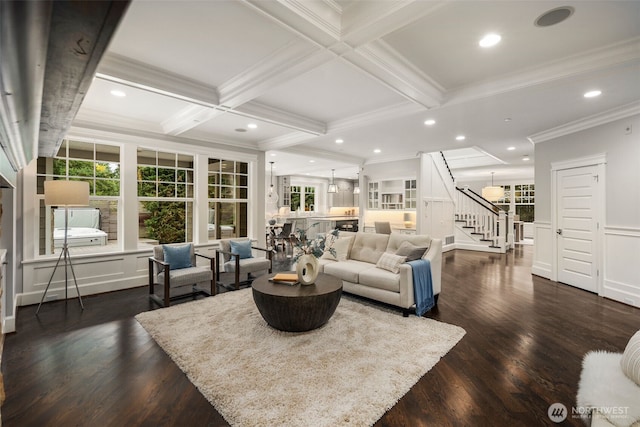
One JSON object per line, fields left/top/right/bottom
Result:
{"left": 479, "top": 239, "right": 493, "bottom": 242}
{"left": 489, "top": 245, "right": 500, "bottom": 248}
{"left": 471, "top": 232, "right": 484, "bottom": 235}
{"left": 462, "top": 226, "right": 475, "bottom": 229}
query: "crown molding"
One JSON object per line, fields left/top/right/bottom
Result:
{"left": 328, "top": 101, "right": 423, "bottom": 134}
{"left": 528, "top": 101, "right": 640, "bottom": 144}
{"left": 70, "top": 121, "right": 260, "bottom": 155}
{"left": 96, "top": 53, "right": 219, "bottom": 106}
{"left": 278, "top": 0, "right": 342, "bottom": 40}
{"left": 346, "top": 40, "right": 443, "bottom": 108}
{"left": 218, "top": 40, "right": 333, "bottom": 108}
{"left": 73, "top": 109, "right": 166, "bottom": 135}
{"left": 446, "top": 37, "right": 640, "bottom": 106}
{"left": 235, "top": 100, "right": 326, "bottom": 135}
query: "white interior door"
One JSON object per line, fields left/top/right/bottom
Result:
{"left": 556, "top": 165, "right": 599, "bottom": 293}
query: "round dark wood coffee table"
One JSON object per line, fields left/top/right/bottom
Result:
{"left": 252, "top": 273, "right": 342, "bottom": 332}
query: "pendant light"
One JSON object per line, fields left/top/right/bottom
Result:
{"left": 481, "top": 172, "right": 504, "bottom": 202}
{"left": 353, "top": 172, "right": 360, "bottom": 194}
{"left": 328, "top": 169, "right": 337, "bottom": 193}
{"left": 267, "top": 161, "right": 279, "bottom": 203}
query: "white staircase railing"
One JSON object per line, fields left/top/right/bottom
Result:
{"left": 455, "top": 187, "right": 512, "bottom": 253}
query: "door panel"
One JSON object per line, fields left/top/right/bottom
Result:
{"left": 556, "top": 166, "right": 598, "bottom": 292}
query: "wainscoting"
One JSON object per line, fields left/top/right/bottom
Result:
{"left": 533, "top": 221, "right": 640, "bottom": 308}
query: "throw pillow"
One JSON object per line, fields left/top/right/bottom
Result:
{"left": 395, "top": 241, "right": 428, "bottom": 261}
{"left": 376, "top": 252, "right": 407, "bottom": 274}
{"left": 162, "top": 244, "right": 192, "bottom": 270}
{"left": 229, "top": 240, "right": 253, "bottom": 260}
{"left": 621, "top": 330, "right": 640, "bottom": 385}
{"left": 321, "top": 235, "right": 354, "bottom": 261}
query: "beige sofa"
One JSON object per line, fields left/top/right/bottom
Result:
{"left": 317, "top": 232, "right": 441, "bottom": 316}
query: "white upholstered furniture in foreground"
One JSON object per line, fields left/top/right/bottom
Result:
{"left": 318, "top": 231, "right": 441, "bottom": 316}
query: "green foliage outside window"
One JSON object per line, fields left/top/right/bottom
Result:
{"left": 140, "top": 201, "right": 187, "bottom": 244}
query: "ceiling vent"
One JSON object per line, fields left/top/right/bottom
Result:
{"left": 535, "top": 6, "right": 574, "bottom": 27}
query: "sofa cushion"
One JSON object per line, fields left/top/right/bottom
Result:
{"left": 350, "top": 233, "right": 390, "bottom": 264}
{"left": 359, "top": 267, "right": 401, "bottom": 292}
{"left": 621, "top": 330, "right": 640, "bottom": 385}
{"left": 324, "top": 260, "right": 372, "bottom": 283}
{"left": 376, "top": 252, "right": 406, "bottom": 274}
{"left": 230, "top": 239, "right": 253, "bottom": 260}
{"left": 321, "top": 235, "right": 354, "bottom": 261}
{"left": 395, "top": 241, "right": 428, "bottom": 261}
{"left": 386, "top": 233, "right": 431, "bottom": 254}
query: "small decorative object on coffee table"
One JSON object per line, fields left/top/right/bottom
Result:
{"left": 252, "top": 273, "right": 342, "bottom": 332}
{"left": 292, "top": 223, "right": 338, "bottom": 285}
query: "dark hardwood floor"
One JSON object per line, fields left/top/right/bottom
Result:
{"left": 2, "top": 245, "right": 638, "bottom": 426}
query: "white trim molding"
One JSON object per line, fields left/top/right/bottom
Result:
{"left": 529, "top": 101, "right": 640, "bottom": 144}
{"left": 532, "top": 221, "right": 552, "bottom": 279}
{"left": 602, "top": 226, "right": 640, "bottom": 308}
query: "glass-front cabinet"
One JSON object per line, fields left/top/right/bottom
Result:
{"left": 368, "top": 178, "right": 416, "bottom": 210}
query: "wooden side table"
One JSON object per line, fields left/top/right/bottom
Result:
{"left": 252, "top": 273, "right": 342, "bottom": 332}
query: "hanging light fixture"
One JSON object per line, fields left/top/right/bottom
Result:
{"left": 267, "top": 161, "right": 279, "bottom": 203}
{"left": 481, "top": 172, "right": 504, "bottom": 202}
{"left": 353, "top": 172, "right": 360, "bottom": 194}
{"left": 328, "top": 169, "right": 337, "bottom": 193}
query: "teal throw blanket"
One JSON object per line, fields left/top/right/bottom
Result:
{"left": 408, "top": 259, "right": 434, "bottom": 316}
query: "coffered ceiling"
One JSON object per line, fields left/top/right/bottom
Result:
{"left": 73, "top": 0, "right": 640, "bottom": 180}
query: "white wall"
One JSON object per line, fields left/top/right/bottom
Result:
{"left": 533, "top": 114, "right": 640, "bottom": 307}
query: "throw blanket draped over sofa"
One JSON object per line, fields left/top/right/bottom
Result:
{"left": 317, "top": 231, "right": 441, "bottom": 315}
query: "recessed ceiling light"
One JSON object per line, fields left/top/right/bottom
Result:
{"left": 504, "top": 118, "right": 512, "bottom": 122}
{"left": 584, "top": 90, "right": 602, "bottom": 98}
{"left": 247, "top": 123, "right": 258, "bottom": 129}
{"left": 507, "top": 146, "right": 516, "bottom": 151}
{"left": 455, "top": 135, "right": 466, "bottom": 141}
{"left": 373, "top": 149, "right": 381, "bottom": 154}
{"left": 270, "top": 153, "right": 276, "bottom": 157}
{"left": 110, "top": 89, "right": 126, "bottom": 97}
{"left": 523, "top": 155, "right": 530, "bottom": 161}
{"left": 309, "top": 160, "right": 315, "bottom": 163}
{"left": 335, "top": 138, "right": 344, "bottom": 144}
{"left": 424, "top": 119, "right": 436, "bottom": 126}
{"left": 479, "top": 33, "right": 501, "bottom": 48}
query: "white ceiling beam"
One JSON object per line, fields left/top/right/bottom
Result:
{"left": 235, "top": 100, "right": 326, "bottom": 135}
{"left": 328, "top": 101, "right": 423, "bottom": 135}
{"left": 258, "top": 130, "right": 316, "bottom": 151}
{"left": 344, "top": 40, "right": 443, "bottom": 108}
{"left": 277, "top": 0, "right": 342, "bottom": 40}
{"left": 217, "top": 40, "right": 334, "bottom": 108}
{"left": 446, "top": 37, "right": 640, "bottom": 107}
{"left": 340, "top": 0, "right": 448, "bottom": 47}
{"left": 160, "top": 105, "right": 227, "bottom": 136}
{"left": 96, "top": 53, "right": 220, "bottom": 106}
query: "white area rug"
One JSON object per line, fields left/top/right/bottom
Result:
{"left": 135, "top": 289, "right": 466, "bottom": 427}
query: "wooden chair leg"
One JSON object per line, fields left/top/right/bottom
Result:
{"left": 164, "top": 273, "right": 170, "bottom": 307}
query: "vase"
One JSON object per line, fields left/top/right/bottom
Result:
{"left": 268, "top": 219, "right": 276, "bottom": 226}
{"left": 296, "top": 254, "right": 319, "bottom": 285}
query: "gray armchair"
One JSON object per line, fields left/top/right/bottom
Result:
{"left": 148, "top": 243, "right": 215, "bottom": 307}
{"left": 216, "top": 238, "right": 272, "bottom": 291}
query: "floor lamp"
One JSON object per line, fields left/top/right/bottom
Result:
{"left": 36, "top": 180, "right": 90, "bottom": 314}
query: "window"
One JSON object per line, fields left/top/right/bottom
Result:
{"left": 138, "top": 149, "right": 194, "bottom": 246}
{"left": 290, "top": 185, "right": 316, "bottom": 212}
{"left": 514, "top": 184, "right": 535, "bottom": 222}
{"left": 494, "top": 184, "right": 535, "bottom": 222}
{"left": 36, "top": 140, "right": 120, "bottom": 255}
{"left": 208, "top": 158, "right": 248, "bottom": 239}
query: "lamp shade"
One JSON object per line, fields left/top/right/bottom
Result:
{"left": 44, "top": 180, "right": 90, "bottom": 206}
{"left": 481, "top": 186, "right": 504, "bottom": 202}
